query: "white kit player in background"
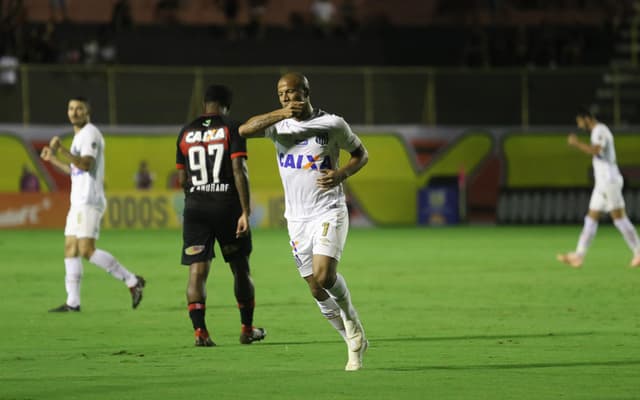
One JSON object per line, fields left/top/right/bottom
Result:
{"left": 239, "top": 72, "right": 369, "bottom": 371}
{"left": 557, "top": 107, "right": 640, "bottom": 268}
{"left": 40, "top": 96, "right": 145, "bottom": 312}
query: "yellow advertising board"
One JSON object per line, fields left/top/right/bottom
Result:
{"left": 102, "top": 191, "right": 183, "bottom": 229}
{"left": 101, "top": 190, "right": 287, "bottom": 229}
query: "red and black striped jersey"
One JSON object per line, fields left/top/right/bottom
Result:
{"left": 176, "top": 114, "right": 247, "bottom": 204}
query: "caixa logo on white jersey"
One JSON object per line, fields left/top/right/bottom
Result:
{"left": 185, "top": 128, "right": 225, "bottom": 143}
{"left": 278, "top": 153, "right": 331, "bottom": 170}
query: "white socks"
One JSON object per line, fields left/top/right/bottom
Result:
{"left": 89, "top": 249, "right": 138, "bottom": 287}
{"left": 576, "top": 216, "right": 598, "bottom": 256}
{"left": 315, "top": 297, "right": 348, "bottom": 342}
{"left": 64, "top": 257, "right": 83, "bottom": 307}
{"left": 576, "top": 215, "right": 640, "bottom": 257}
{"left": 614, "top": 217, "right": 640, "bottom": 256}
{"left": 62, "top": 249, "right": 137, "bottom": 307}
{"left": 326, "top": 273, "right": 358, "bottom": 322}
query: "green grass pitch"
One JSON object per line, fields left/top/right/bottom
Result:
{"left": 1, "top": 226, "right": 639, "bottom": 400}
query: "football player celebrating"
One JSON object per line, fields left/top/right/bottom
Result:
{"left": 239, "top": 72, "right": 369, "bottom": 370}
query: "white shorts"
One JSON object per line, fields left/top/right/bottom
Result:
{"left": 287, "top": 206, "right": 349, "bottom": 278}
{"left": 589, "top": 181, "right": 625, "bottom": 212}
{"left": 64, "top": 205, "right": 103, "bottom": 239}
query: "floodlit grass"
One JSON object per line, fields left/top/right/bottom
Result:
{"left": 1, "top": 226, "right": 639, "bottom": 400}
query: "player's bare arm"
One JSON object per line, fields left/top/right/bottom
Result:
{"left": 49, "top": 136, "right": 96, "bottom": 171}
{"left": 317, "top": 144, "right": 369, "bottom": 190}
{"left": 40, "top": 145, "right": 71, "bottom": 175}
{"left": 239, "top": 101, "right": 305, "bottom": 137}
{"left": 232, "top": 157, "right": 251, "bottom": 238}
{"left": 568, "top": 133, "right": 602, "bottom": 156}
{"left": 177, "top": 169, "right": 187, "bottom": 188}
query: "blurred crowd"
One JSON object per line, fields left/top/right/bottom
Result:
{"left": 0, "top": 0, "right": 637, "bottom": 67}
{"left": 450, "top": 0, "right": 637, "bottom": 67}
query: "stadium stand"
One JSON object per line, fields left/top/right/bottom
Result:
{"left": 1, "top": 0, "right": 625, "bottom": 67}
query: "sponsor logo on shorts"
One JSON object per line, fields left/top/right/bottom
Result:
{"left": 290, "top": 241, "right": 303, "bottom": 267}
{"left": 185, "top": 245, "right": 205, "bottom": 255}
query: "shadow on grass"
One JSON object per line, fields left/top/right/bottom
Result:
{"left": 377, "top": 359, "right": 640, "bottom": 371}
{"left": 258, "top": 331, "right": 600, "bottom": 346}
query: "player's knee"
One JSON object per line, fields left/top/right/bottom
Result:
{"left": 189, "top": 262, "right": 209, "bottom": 282}
{"left": 78, "top": 249, "right": 93, "bottom": 259}
{"left": 304, "top": 275, "right": 323, "bottom": 298}
{"left": 314, "top": 272, "right": 329, "bottom": 288}
{"left": 312, "top": 256, "right": 338, "bottom": 288}
{"left": 189, "top": 270, "right": 206, "bottom": 283}
{"left": 610, "top": 208, "right": 625, "bottom": 220}
{"left": 228, "top": 256, "right": 250, "bottom": 275}
{"left": 77, "top": 244, "right": 95, "bottom": 259}
{"left": 587, "top": 210, "right": 600, "bottom": 220}
{"left": 314, "top": 270, "right": 337, "bottom": 289}
{"left": 309, "top": 285, "right": 327, "bottom": 300}
{"left": 64, "top": 243, "right": 77, "bottom": 257}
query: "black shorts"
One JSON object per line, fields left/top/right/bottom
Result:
{"left": 181, "top": 202, "right": 252, "bottom": 265}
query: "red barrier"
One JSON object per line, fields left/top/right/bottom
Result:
{"left": 0, "top": 193, "right": 69, "bottom": 229}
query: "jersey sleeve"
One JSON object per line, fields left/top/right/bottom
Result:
{"left": 229, "top": 122, "right": 248, "bottom": 159}
{"left": 333, "top": 117, "right": 362, "bottom": 152}
{"left": 263, "top": 124, "right": 277, "bottom": 141}
{"left": 79, "top": 127, "right": 101, "bottom": 158}
{"left": 590, "top": 125, "right": 607, "bottom": 148}
{"left": 176, "top": 129, "right": 186, "bottom": 169}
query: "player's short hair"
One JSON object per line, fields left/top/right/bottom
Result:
{"left": 204, "top": 85, "right": 232, "bottom": 109}
{"left": 576, "top": 106, "right": 594, "bottom": 119}
{"left": 69, "top": 96, "right": 90, "bottom": 110}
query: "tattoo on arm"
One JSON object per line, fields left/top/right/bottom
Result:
{"left": 241, "top": 111, "right": 286, "bottom": 136}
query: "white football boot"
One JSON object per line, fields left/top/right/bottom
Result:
{"left": 345, "top": 338, "right": 368, "bottom": 371}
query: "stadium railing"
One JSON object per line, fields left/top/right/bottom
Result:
{"left": 0, "top": 64, "right": 622, "bottom": 126}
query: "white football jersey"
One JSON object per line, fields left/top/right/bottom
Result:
{"left": 68, "top": 122, "right": 106, "bottom": 211}
{"left": 264, "top": 110, "right": 362, "bottom": 221}
{"left": 590, "top": 123, "right": 622, "bottom": 185}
